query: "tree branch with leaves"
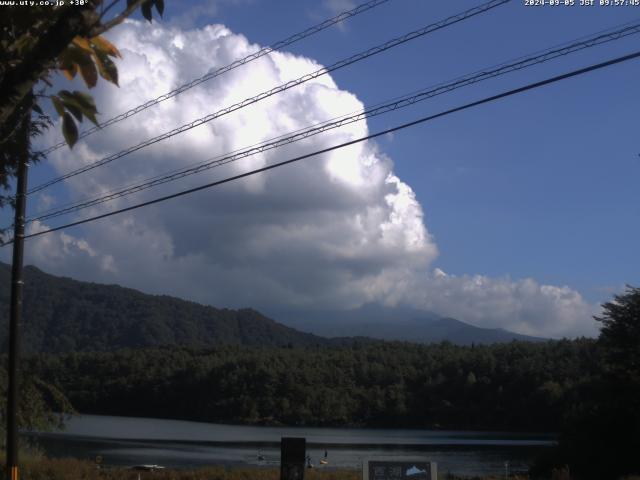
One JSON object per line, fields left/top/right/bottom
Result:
{"left": 0, "top": 0, "right": 165, "bottom": 204}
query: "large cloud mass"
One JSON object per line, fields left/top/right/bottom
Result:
{"left": 22, "top": 21, "right": 597, "bottom": 338}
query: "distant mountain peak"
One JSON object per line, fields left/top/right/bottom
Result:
{"left": 266, "top": 306, "right": 546, "bottom": 345}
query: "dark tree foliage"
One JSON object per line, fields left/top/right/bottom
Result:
{"left": 0, "top": 92, "right": 48, "bottom": 213}
{"left": 545, "top": 286, "right": 640, "bottom": 480}
{"left": 24, "top": 340, "right": 597, "bottom": 432}
{"left": 596, "top": 286, "right": 640, "bottom": 381}
{"left": 0, "top": 363, "right": 74, "bottom": 448}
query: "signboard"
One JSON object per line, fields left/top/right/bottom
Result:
{"left": 362, "top": 457, "right": 437, "bottom": 480}
{"left": 280, "top": 437, "right": 306, "bottom": 480}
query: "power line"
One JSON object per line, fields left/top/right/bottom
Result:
{"left": 24, "top": 20, "right": 640, "bottom": 224}
{"left": 34, "top": 17, "right": 640, "bottom": 221}
{"left": 40, "top": 0, "right": 392, "bottom": 156}
{"left": 27, "top": 0, "right": 510, "bottom": 195}
{"left": 8, "top": 48, "right": 639, "bottom": 245}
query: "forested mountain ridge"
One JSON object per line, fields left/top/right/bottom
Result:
{"left": 0, "top": 263, "right": 328, "bottom": 352}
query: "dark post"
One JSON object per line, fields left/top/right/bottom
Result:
{"left": 6, "top": 136, "right": 29, "bottom": 480}
{"left": 280, "top": 437, "right": 305, "bottom": 480}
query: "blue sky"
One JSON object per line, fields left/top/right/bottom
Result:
{"left": 4, "top": 0, "right": 640, "bottom": 337}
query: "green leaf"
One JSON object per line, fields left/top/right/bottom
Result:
{"left": 90, "top": 35, "right": 121, "bottom": 58}
{"left": 61, "top": 63, "right": 78, "bottom": 81}
{"left": 60, "top": 45, "right": 93, "bottom": 68}
{"left": 101, "top": 55, "right": 118, "bottom": 86}
{"left": 94, "top": 50, "right": 119, "bottom": 86}
{"left": 15, "top": 35, "right": 37, "bottom": 55}
{"left": 79, "top": 60, "right": 98, "bottom": 88}
{"left": 72, "top": 36, "right": 93, "bottom": 53}
{"left": 104, "top": 55, "right": 118, "bottom": 86}
{"left": 141, "top": 0, "right": 153, "bottom": 22}
{"left": 65, "top": 103, "right": 83, "bottom": 123}
{"left": 58, "top": 91, "right": 82, "bottom": 111}
{"left": 71, "top": 91, "right": 97, "bottom": 110}
{"left": 51, "top": 96, "right": 65, "bottom": 117}
{"left": 62, "top": 113, "right": 78, "bottom": 148}
{"left": 59, "top": 91, "right": 99, "bottom": 127}
{"left": 84, "top": 112, "right": 99, "bottom": 127}
{"left": 154, "top": 0, "right": 164, "bottom": 17}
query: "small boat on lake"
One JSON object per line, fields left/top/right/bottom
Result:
{"left": 130, "top": 465, "right": 165, "bottom": 471}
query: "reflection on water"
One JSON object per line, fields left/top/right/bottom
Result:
{"left": 28, "top": 415, "right": 554, "bottom": 477}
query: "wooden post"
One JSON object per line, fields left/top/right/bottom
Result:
{"left": 5, "top": 102, "right": 30, "bottom": 480}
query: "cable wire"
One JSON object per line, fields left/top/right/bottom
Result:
{"left": 7, "top": 48, "right": 638, "bottom": 245}
{"left": 40, "top": 0, "right": 392, "bottom": 156}
{"left": 25, "top": 20, "right": 640, "bottom": 224}
{"left": 28, "top": 0, "right": 511, "bottom": 195}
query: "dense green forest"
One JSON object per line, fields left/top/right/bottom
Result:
{"left": 23, "top": 339, "right": 597, "bottom": 432}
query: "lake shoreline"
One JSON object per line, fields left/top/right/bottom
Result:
{"left": 28, "top": 431, "right": 555, "bottom": 450}
{"left": 66, "top": 410, "right": 558, "bottom": 434}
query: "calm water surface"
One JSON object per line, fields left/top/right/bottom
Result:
{"left": 29, "top": 414, "right": 554, "bottom": 477}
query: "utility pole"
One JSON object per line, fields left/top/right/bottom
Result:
{"left": 5, "top": 99, "right": 30, "bottom": 480}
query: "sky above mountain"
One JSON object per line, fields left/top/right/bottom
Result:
{"left": 2, "top": 0, "right": 639, "bottom": 338}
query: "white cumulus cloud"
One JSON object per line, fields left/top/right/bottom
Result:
{"left": 399, "top": 270, "right": 599, "bottom": 338}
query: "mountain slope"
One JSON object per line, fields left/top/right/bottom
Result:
{"left": 0, "top": 263, "right": 327, "bottom": 353}
{"left": 269, "top": 304, "right": 546, "bottom": 345}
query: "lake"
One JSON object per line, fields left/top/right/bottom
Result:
{"left": 28, "top": 414, "right": 555, "bottom": 477}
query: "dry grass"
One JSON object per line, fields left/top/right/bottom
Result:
{"left": 0, "top": 457, "right": 362, "bottom": 480}
{"left": 0, "top": 458, "right": 530, "bottom": 480}
{"left": 13, "top": 457, "right": 638, "bottom": 480}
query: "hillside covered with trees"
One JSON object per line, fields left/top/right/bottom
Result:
{"left": 0, "top": 263, "right": 330, "bottom": 352}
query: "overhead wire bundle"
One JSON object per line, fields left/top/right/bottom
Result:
{"left": 13, "top": 48, "right": 640, "bottom": 244}
{"left": 40, "top": 0, "right": 393, "bottom": 156}
{"left": 24, "top": 20, "right": 640, "bottom": 226}
{"left": 28, "top": 0, "right": 511, "bottom": 195}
